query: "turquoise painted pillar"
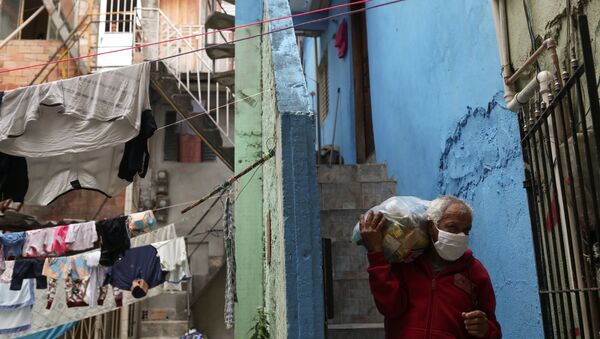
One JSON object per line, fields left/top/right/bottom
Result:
{"left": 234, "top": 0, "right": 264, "bottom": 338}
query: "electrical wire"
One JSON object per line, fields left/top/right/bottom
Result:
{"left": 0, "top": 0, "right": 378, "bottom": 75}
{"left": 523, "top": 0, "right": 540, "bottom": 73}
{"left": 155, "top": 89, "right": 268, "bottom": 131}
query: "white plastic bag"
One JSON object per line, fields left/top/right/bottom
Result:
{"left": 352, "top": 196, "right": 431, "bottom": 263}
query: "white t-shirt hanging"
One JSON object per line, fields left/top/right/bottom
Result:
{"left": 151, "top": 237, "right": 191, "bottom": 283}
{"left": 0, "top": 63, "right": 151, "bottom": 157}
{"left": 24, "top": 145, "right": 130, "bottom": 205}
{"left": 65, "top": 221, "right": 98, "bottom": 251}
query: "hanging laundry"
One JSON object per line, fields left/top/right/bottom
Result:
{"left": 103, "top": 245, "right": 165, "bottom": 299}
{"left": 151, "top": 237, "right": 191, "bottom": 283}
{"left": 0, "top": 152, "right": 28, "bottom": 203}
{"left": 24, "top": 145, "right": 132, "bottom": 206}
{"left": 0, "top": 280, "right": 34, "bottom": 310}
{"left": 0, "top": 280, "right": 33, "bottom": 337}
{"left": 81, "top": 250, "right": 114, "bottom": 308}
{"left": 127, "top": 210, "right": 157, "bottom": 237}
{"left": 0, "top": 260, "right": 14, "bottom": 283}
{"left": 10, "top": 259, "right": 47, "bottom": 290}
{"left": 0, "top": 244, "right": 4, "bottom": 274}
{"left": 0, "top": 306, "right": 33, "bottom": 334}
{"left": 22, "top": 228, "right": 54, "bottom": 258}
{"left": 0, "top": 63, "right": 151, "bottom": 157}
{"left": 335, "top": 18, "right": 348, "bottom": 58}
{"left": 64, "top": 221, "right": 97, "bottom": 251}
{"left": 96, "top": 216, "right": 130, "bottom": 266}
{"left": 0, "top": 63, "right": 152, "bottom": 206}
{"left": 43, "top": 255, "right": 92, "bottom": 309}
{"left": 1, "top": 232, "right": 26, "bottom": 258}
{"left": 223, "top": 197, "right": 236, "bottom": 329}
{"left": 118, "top": 110, "right": 157, "bottom": 182}
{"left": 49, "top": 225, "right": 70, "bottom": 256}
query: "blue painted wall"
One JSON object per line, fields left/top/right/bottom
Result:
{"left": 303, "top": 0, "right": 357, "bottom": 164}
{"left": 302, "top": 0, "right": 544, "bottom": 337}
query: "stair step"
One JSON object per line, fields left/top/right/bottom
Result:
{"left": 320, "top": 181, "right": 396, "bottom": 210}
{"left": 320, "top": 209, "right": 364, "bottom": 240}
{"left": 206, "top": 43, "right": 235, "bottom": 60}
{"left": 332, "top": 279, "right": 384, "bottom": 324}
{"left": 150, "top": 65, "right": 234, "bottom": 170}
{"left": 318, "top": 164, "right": 389, "bottom": 183}
{"left": 212, "top": 70, "right": 235, "bottom": 87}
{"left": 205, "top": 12, "right": 235, "bottom": 30}
{"left": 138, "top": 320, "right": 189, "bottom": 338}
{"left": 331, "top": 241, "right": 369, "bottom": 279}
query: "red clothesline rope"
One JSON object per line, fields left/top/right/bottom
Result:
{"left": 0, "top": 0, "right": 371, "bottom": 75}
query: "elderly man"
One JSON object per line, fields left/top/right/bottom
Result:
{"left": 360, "top": 195, "right": 501, "bottom": 338}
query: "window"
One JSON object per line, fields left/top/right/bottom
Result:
{"left": 317, "top": 51, "right": 329, "bottom": 123}
{"left": 0, "top": 0, "right": 49, "bottom": 40}
{"left": 104, "top": 0, "right": 134, "bottom": 33}
{"left": 163, "top": 111, "right": 216, "bottom": 163}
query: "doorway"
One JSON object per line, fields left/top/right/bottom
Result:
{"left": 350, "top": 3, "right": 375, "bottom": 163}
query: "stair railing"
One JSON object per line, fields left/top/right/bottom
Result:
{"left": 136, "top": 7, "right": 234, "bottom": 145}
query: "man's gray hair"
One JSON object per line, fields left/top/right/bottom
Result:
{"left": 426, "top": 195, "right": 474, "bottom": 226}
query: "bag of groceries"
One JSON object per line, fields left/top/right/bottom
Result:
{"left": 351, "top": 196, "right": 431, "bottom": 263}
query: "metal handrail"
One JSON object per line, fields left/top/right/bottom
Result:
{"left": 136, "top": 7, "right": 234, "bottom": 143}
{"left": 29, "top": 14, "right": 93, "bottom": 85}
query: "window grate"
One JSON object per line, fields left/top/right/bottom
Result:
{"left": 518, "top": 15, "right": 600, "bottom": 338}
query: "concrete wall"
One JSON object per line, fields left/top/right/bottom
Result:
{"left": 140, "top": 102, "right": 232, "bottom": 336}
{"left": 301, "top": 0, "right": 546, "bottom": 337}
{"left": 234, "top": 0, "right": 265, "bottom": 337}
{"left": 261, "top": 0, "right": 325, "bottom": 337}
{"left": 192, "top": 267, "right": 234, "bottom": 339}
{"left": 302, "top": 0, "right": 357, "bottom": 164}
{"left": 505, "top": 1, "right": 600, "bottom": 90}
{"left": 363, "top": 1, "right": 543, "bottom": 337}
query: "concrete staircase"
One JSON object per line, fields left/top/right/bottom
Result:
{"left": 137, "top": 235, "right": 225, "bottom": 338}
{"left": 150, "top": 62, "right": 234, "bottom": 170}
{"left": 319, "top": 164, "right": 396, "bottom": 339}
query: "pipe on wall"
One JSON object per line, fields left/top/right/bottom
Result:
{"left": 490, "top": 0, "right": 516, "bottom": 104}
{"left": 506, "top": 70, "right": 553, "bottom": 112}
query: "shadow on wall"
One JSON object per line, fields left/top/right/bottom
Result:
{"left": 438, "top": 91, "right": 544, "bottom": 339}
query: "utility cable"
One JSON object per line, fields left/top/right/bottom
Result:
{"left": 0, "top": 0, "right": 377, "bottom": 75}
{"left": 155, "top": 89, "right": 268, "bottom": 131}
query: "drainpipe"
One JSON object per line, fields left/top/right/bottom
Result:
{"left": 490, "top": 0, "right": 515, "bottom": 104}
{"left": 506, "top": 70, "right": 553, "bottom": 112}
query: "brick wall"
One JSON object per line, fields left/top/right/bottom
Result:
{"left": 22, "top": 190, "right": 126, "bottom": 222}
{"left": 1, "top": 39, "right": 124, "bottom": 221}
{"left": 0, "top": 40, "right": 80, "bottom": 90}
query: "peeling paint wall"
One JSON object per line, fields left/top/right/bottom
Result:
{"left": 264, "top": 0, "right": 325, "bottom": 337}
{"left": 298, "top": 0, "right": 546, "bottom": 337}
{"left": 505, "top": 0, "right": 600, "bottom": 91}
{"left": 362, "top": 1, "right": 544, "bottom": 336}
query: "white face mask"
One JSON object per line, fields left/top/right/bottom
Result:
{"left": 433, "top": 224, "right": 469, "bottom": 261}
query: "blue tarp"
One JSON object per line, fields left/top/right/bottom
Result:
{"left": 17, "top": 322, "right": 76, "bottom": 339}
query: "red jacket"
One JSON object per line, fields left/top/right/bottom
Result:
{"left": 367, "top": 250, "right": 502, "bottom": 339}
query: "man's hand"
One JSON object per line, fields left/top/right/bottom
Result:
{"left": 359, "top": 211, "right": 385, "bottom": 252}
{"left": 462, "top": 310, "right": 488, "bottom": 338}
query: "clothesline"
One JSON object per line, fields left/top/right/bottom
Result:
{"left": 154, "top": 89, "right": 269, "bottom": 132}
{"left": 0, "top": 0, "right": 404, "bottom": 76}
{"left": 0, "top": 0, "right": 373, "bottom": 75}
